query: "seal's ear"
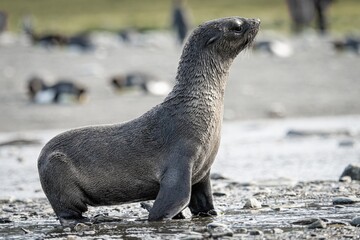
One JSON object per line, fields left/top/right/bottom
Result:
{"left": 206, "top": 35, "right": 219, "bottom": 47}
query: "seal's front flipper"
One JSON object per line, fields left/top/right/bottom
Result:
{"left": 189, "top": 171, "right": 217, "bottom": 217}
{"left": 148, "top": 166, "right": 192, "bottom": 221}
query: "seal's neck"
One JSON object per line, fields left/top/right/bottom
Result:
{"left": 165, "top": 49, "right": 232, "bottom": 105}
{"left": 162, "top": 49, "right": 233, "bottom": 139}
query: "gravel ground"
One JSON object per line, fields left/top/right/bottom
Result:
{"left": 1, "top": 179, "right": 360, "bottom": 239}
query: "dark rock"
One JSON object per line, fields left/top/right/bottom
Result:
{"left": 249, "top": 229, "right": 263, "bottom": 236}
{"left": 332, "top": 197, "right": 360, "bottom": 205}
{"left": 340, "top": 164, "right": 360, "bottom": 181}
{"left": 308, "top": 219, "right": 327, "bottom": 229}
{"left": 286, "top": 129, "right": 350, "bottom": 138}
{"left": 292, "top": 218, "right": 320, "bottom": 225}
{"left": 0, "top": 217, "right": 11, "bottom": 223}
{"left": 213, "top": 192, "right": 227, "bottom": 197}
{"left": 0, "top": 138, "right": 41, "bottom": 147}
{"left": 350, "top": 217, "right": 360, "bottom": 227}
{"left": 272, "top": 207, "right": 283, "bottom": 211}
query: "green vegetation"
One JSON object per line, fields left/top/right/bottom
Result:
{"left": 0, "top": 0, "right": 359, "bottom": 34}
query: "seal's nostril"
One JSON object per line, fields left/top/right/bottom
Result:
{"left": 252, "top": 18, "right": 261, "bottom": 26}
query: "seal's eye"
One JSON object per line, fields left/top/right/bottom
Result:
{"left": 229, "top": 22, "right": 243, "bottom": 32}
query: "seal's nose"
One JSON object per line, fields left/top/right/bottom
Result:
{"left": 249, "top": 18, "right": 261, "bottom": 29}
{"left": 253, "top": 18, "right": 261, "bottom": 26}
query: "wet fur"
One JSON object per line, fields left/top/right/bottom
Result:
{"left": 38, "top": 17, "right": 260, "bottom": 225}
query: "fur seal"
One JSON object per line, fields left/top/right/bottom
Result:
{"left": 37, "top": 17, "right": 260, "bottom": 225}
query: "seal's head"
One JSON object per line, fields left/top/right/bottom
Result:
{"left": 183, "top": 17, "right": 260, "bottom": 62}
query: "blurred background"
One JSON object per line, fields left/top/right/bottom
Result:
{"left": 0, "top": 0, "right": 359, "bottom": 132}
{"left": 0, "top": 0, "right": 359, "bottom": 188}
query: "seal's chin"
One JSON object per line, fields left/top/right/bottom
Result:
{"left": 242, "top": 27, "right": 259, "bottom": 50}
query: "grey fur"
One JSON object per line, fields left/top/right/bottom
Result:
{"left": 38, "top": 17, "right": 260, "bottom": 225}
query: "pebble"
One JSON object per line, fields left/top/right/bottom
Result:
{"left": 66, "top": 236, "right": 78, "bottom": 240}
{"left": 286, "top": 129, "right": 350, "bottom": 138}
{"left": 273, "top": 207, "right": 283, "bottom": 211}
{"left": 213, "top": 192, "right": 227, "bottom": 197}
{"left": 350, "top": 217, "right": 360, "bottom": 227}
{"left": 327, "top": 220, "right": 349, "bottom": 226}
{"left": 338, "top": 139, "right": 354, "bottom": 147}
{"left": 292, "top": 218, "right": 320, "bottom": 225}
{"left": 334, "top": 205, "right": 346, "bottom": 209}
{"left": 0, "top": 217, "right": 11, "bottom": 223}
{"left": 238, "top": 228, "right": 247, "bottom": 233}
{"left": 206, "top": 222, "right": 233, "bottom": 238}
{"left": 264, "top": 228, "right": 284, "bottom": 234}
{"left": 249, "top": 229, "right": 263, "bottom": 236}
{"left": 180, "top": 231, "right": 203, "bottom": 240}
{"left": 273, "top": 228, "right": 284, "bottom": 234}
{"left": 2, "top": 207, "right": 14, "bottom": 213}
{"left": 243, "top": 197, "right": 262, "bottom": 209}
{"left": 74, "top": 223, "right": 91, "bottom": 232}
{"left": 93, "top": 214, "right": 121, "bottom": 223}
{"left": 308, "top": 219, "right": 327, "bottom": 229}
{"left": 83, "top": 230, "right": 96, "bottom": 235}
{"left": 285, "top": 191, "right": 297, "bottom": 197}
{"left": 332, "top": 197, "right": 360, "bottom": 205}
